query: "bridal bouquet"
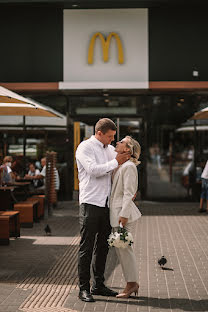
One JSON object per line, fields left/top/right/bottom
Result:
{"left": 108, "top": 225, "right": 133, "bottom": 249}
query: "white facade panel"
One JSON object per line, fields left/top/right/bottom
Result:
{"left": 63, "top": 9, "right": 148, "bottom": 89}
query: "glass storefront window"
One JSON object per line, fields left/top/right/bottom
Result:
{"left": 145, "top": 94, "right": 208, "bottom": 201}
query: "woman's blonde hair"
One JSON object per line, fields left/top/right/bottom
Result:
{"left": 125, "top": 136, "right": 141, "bottom": 166}
{"left": 3, "top": 156, "right": 13, "bottom": 163}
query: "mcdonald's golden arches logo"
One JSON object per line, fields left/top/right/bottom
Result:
{"left": 88, "top": 32, "right": 124, "bottom": 65}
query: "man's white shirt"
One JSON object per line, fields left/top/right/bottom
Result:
{"left": 76, "top": 135, "right": 118, "bottom": 207}
{"left": 40, "top": 165, "right": 60, "bottom": 190}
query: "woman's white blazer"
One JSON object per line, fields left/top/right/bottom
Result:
{"left": 110, "top": 160, "right": 142, "bottom": 227}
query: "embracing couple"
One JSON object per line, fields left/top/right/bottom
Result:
{"left": 76, "top": 118, "right": 142, "bottom": 302}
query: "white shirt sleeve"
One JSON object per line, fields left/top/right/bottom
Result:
{"left": 7, "top": 166, "right": 12, "bottom": 174}
{"left": 201, "top": 161, "right": 208, "bottom": 179}
{"left": 35, "top": 169, "right": 40, "bottom": 175}
{"left": 40, "top": 166, "right": 46, "bottom": 177}
{"left": 76, "top": 143, "right": 118, "bottom": 178}
{"left": 55, "top": 169, "right": 60, "bottom": 190}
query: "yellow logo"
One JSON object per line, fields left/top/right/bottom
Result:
{"left": 88, "top": 32, "right": 124, "bottom": 65}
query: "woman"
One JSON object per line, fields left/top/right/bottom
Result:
{"left": 1, "top": 156, "right": 15, "bottom": 184}
{"left": 110, "top": 136, "right": 142, "bottom": 298}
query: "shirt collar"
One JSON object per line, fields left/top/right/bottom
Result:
{"left": 91, "top": 135, "right": 106, "bottom": 148}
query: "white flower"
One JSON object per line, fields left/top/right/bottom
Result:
{"left": 108, "top": 229, "right": 134, "bottom": 249}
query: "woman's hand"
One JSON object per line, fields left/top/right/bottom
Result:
{"left": 132, "top": 192, "right": 137, "bottom": 201}
{"left": 119, "top": 216, "right": 128, "bottom": 227}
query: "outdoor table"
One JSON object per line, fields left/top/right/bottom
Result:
{"left": 12, "top": 181, "right": 31, "bottom": 201}
{"left": 15, "top": 178, "right": 33, "bottom": 182}
{"left": 13, "top": 181, "right": 31, "bottom": 186}
{"left": 0, "top": 186, "right": 16, "bottom": 190}
{"left": 0, "top": 182, "right": 33, "bottom": 211}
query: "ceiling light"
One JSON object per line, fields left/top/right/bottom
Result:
{"left": 103, "top": 93, "right": 109, "bottom": 97}
{"left": 72, "top": 4, "right": 78, "bottom": 7}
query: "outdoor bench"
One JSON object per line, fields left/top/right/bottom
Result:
{"left": 13, "top": 199, "right": 39, "bottom": 227}
{"left": 26, "top": 197, "right": 42, "bottom": 219}
{"left": 30, "top": 195, "right": 45, "bottom": 218}
{"left": 0, "top": 211, "right": 20, "bottom": 245}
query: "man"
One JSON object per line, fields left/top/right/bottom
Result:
{"left": 25, "top": 163, "right": 41, "bottom": 188}
{"left": 27, "top": 157, "right": 60, "bottom": 192}
{"left": 38, "top": 157, "right": 59, "bottom": 191}
{"left": 76, "top": 118, "right": 131, "bottom": 302}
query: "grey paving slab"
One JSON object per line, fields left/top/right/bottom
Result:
{"left": 0, "top": 201, "right": 208, "bottom": 312}
{"left": 0, "top": 306, "right": 19, "bottom": 312}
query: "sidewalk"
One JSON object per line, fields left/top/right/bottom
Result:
{"left": 0, "top": 201, "right": 208, "bottom": 312}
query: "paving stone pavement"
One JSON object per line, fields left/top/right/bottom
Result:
{"left": 0, "top": 201, "right": 208, "bottom": 312}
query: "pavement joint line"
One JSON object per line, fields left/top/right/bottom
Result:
{"left": 156, "top": 215, "right": 173, "bottom": 312}
{"left": 145, "top": 217, "right": 150, "bottom": 312}
{"left": 2, "top": 202, "right": 208, "bottom": 312}
{"left": 152, "top": 217, "right": 163, "bottom": 310}
{"left": 19, "top": 308, "right": 78, "bottom": 312}
{"left": 187, "top": 215, "right": 208, "bottom": 254}
{"left": 174, "top": 215, "right": 208, "bottom": 296}
{"left": 137, "top": 216, "right": 143, "bottom": 312}
{"left": 164, "top": 215, "right": 194, "bottom": 311}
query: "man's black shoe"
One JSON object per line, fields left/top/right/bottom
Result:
{"left": 91, "top": 286, "right": 118, "bottom": 297}
{"left": 78, "top": 290, "right": 95, "bottom": 302}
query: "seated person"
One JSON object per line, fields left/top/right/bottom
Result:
{"left": 25, "top": 163, "right": 41, "bottom": 188}
{"left": 27, "top": 157, "right": 60, "bottom": 192}
{"left": 39, "top": 157, "right": 60, "bottom": 191}
{"left": 0, "top": 156, "right": 15, "bottom": 184}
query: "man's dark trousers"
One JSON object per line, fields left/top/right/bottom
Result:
{"left": 78, "top": 203, "right": 111, "bottom": 291}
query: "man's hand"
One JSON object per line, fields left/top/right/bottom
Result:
{"left": 116, "top": 152, "right": 131, "bottom": 166}
{"left": 119, "top": 216, "right": 128, "bottom": 227}
{"left": 24, "top": 174, "right": 32, "bottom": 179}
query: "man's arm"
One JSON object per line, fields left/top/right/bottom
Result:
{"left": 76, "top": 144, "right": 118, "bottom": 178}
{"left": 76, "top": 144, "right": 131, "bottom": 178}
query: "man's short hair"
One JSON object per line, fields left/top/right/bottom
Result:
{"left": 95, "top": 118, "right": 117, "bottom": 134}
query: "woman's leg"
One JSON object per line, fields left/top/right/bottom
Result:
{"left": 116, "top": 242, "right": 138, "bottom": 283}
{"left": 114, "top": 221, "right": 139, "bottom": 289}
